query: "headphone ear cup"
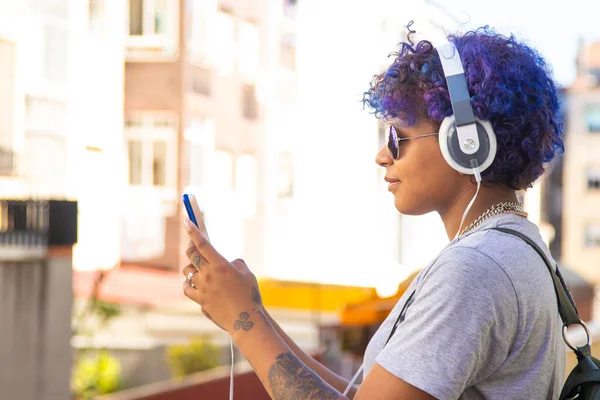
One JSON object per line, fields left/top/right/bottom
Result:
{"left": 438, "top": 116, "right": 497, "bottom": 175}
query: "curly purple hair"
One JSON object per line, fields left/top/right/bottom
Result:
{"left": 363, "top": 26, "right": 564, "bottom": 190}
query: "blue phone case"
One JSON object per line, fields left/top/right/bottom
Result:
{"left": 182, "top": 194, "right": 199, "bottom": 227}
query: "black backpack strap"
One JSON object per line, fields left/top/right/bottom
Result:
{"left": 491, "top": 227, "right": 580, "bottom": 327}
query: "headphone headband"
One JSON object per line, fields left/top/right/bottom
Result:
{"left": 437, "top": 42, "right": 480, "bottom": 155}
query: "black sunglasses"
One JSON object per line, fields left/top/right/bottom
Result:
{"left": 387, "top": 125, "right": 439, "bottom": 160}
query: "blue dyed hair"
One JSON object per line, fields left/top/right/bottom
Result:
{"left": 363, "top": 26, "right": 564, "bottom": 190}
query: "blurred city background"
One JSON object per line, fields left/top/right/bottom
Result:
{"left": 0, "top": 0, "right": 599, "bottom": 398}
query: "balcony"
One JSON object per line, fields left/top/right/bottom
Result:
{"left": 0, "top": 199, "right": 77, "bottom": 260}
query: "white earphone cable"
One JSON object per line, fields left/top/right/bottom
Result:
{"left": 454, "top": 163, "right": 482, "bottom": 240}
{"left": 344, "top": 364, "right": 364, "bottom": 396}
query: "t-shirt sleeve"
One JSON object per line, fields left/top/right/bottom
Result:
{"left": 374, "top": 246, "right": 519, "bottom": 400}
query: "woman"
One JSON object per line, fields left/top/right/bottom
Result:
{"left": 181, "top": 26, "right": 565, "bottom": 399}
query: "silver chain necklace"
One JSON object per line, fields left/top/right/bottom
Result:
{"left": 459, "top": 201, "right": 528, "bottom": 237}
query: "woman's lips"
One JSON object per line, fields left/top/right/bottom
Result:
{"left": 385, "top": 177, "right": 401, "bottom": 192}
{"left": 388, "top": 181, "right": 401, "bottom": 191}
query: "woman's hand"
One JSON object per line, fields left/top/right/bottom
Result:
{"left": 181, "top": 219, "right": 266, "bottom": 337}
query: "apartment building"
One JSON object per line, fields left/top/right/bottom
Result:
{"left": 562, "top": 40, "right": 600, "bottom": 283}
{"left": 0, "top": 0, "right": 126, "bottom": 272}
{"left": 0, "top": 1, "right": 123, "bottom": 397}
{"left": 122, "top": 0, "right": 299, "bottom": 274}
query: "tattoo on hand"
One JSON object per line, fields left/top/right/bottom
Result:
{"left": 191, "top": 254, "right": 202, "bottom": 267}
{"left": 268, "top": 352, "right": 344, "bottom": 399}
{"left": 252, "top": 286, "right": 262, "bottom": 305}
{"left": 233, "top": 312, "right": 254, "bottom": 331}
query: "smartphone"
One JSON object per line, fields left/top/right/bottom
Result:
{"left": 182, "top": 193, "right": 210, "bottom": 240}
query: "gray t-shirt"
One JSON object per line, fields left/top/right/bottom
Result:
{"left": 363, "top": 214, "right": 566, "bottom": 399}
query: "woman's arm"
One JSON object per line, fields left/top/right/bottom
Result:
{"left": 262, "top": 308, "right": 358, "bottom": 398}
{"left": 234, "top": 309, "right": 433, "bottom": 400}
{"left": 181, "top": 221, "right": 430, "bottom": 399}
{"left": 233, "top": 308, "right": 347, "bottom": 399}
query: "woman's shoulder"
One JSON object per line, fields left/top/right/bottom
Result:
{"left": 417, "top": 242, "right": 514, "bottom": 293}
{"left": 424, "top": 215, "right": 555, "bottom": 296}
{"left": 413, "top": 241, "right": 519, "bottom": 319}
{"left": 452, "top": 214, "right": 551, "bottom": 267}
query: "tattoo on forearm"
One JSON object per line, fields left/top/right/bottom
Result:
{"left": 252, "top": 286, "right": 262, "bottom": 305}
{"left": 233, "top": 312, "right": 254, "bottom": 331}
{"left": 267, "top": 352, "right": 344, "bottom": 399}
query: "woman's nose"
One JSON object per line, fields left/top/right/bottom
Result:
{"left": 375, "top": 145, "right": 393, "bottom": 167}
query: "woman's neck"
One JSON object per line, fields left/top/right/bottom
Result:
{"left": 440, "top": 184, "right": 519, "bottom": 240}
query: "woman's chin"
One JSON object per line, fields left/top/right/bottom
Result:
{"left": 393, "top": 197, "right": 413, "bottom": 215}
{"left": 393, "top": 196, "right": 430, "bottom": 216}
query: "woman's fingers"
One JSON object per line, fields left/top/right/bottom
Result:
{"left": 184, "top": 220, "right": 227, "bottom": 266}
{"left": 182, "top": 279, "right": 201, "bottom": 303}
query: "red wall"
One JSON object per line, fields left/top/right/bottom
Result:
{"left": 128, "top": 370, "right": 270, "bottom": 400}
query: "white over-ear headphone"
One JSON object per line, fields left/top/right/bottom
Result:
{"left": 436, "top": 42, "right": 497, "bottom": 175}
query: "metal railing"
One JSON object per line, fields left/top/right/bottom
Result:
{"left": 0, "top": 199, "right": 77, "bottom": 252}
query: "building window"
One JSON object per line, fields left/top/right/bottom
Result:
{"left": 25, "top": 95, "right": 68, "bottom": 135}
{"left": 125, "top": 112, "right": 176, "bottom": 188}
{"left": 89, "top": 0, "right": 104, "bottom": 34}
{"left": 44, "top": 25, "right": 68, "bottom": 84}
{"left": 586, "top": 106, "right": 600, "bottom": 133}
{"left": 128, "top": 140, "right": 143, "bottom": 185}
{"left": 152, "top": 141, "right": 167, "bottom": 186}
{"left": 587, "top": 168, "right": 600, "bottom": 190}
{"left": 28, "top": 0, "right": 69, "bottom": 18}
{"left": 0, "top": 148, "right": 16, "bottom": 177}
{"left": 129, "top": 0, "right": 170, "bottom": 36}
{"left": 239, "top": 21, "right": 259, "bottom": 78}
{"left": 125, "top": 113, "right": 176, "bottom": 129}
{"left": 242, "top": 84, "right": 259, "bottom": 120}
{"left": 186, "top": 118, "right": 215, "bottom": 189}
{"left": 277, "top": 152, "right": 294, "bottom": 199}
{"left": 127, "top": 138, "right": 169, "bottom": 187}
{"left": 153, "top": 0, "right": 168, "bottom": 34}
{"left": 191, "top": 65, "right": 211, "bottom": 95}
{"left": 0, "top": 39, "right": 16, "bottom": 151}
{"left": 585, "top": 225, "right": 600, "bottom": 248}
{"left": 280, "top": 33, "right": 296, "bottom": 71}
{"left": 129, "top": 0, "right": 144, "bottom": 35}
{"left": 213, "top": 8, "right": 235, "bottom": 75}
{"left": 236, "top": 154, "right": 257, "bottom": 217}
{"left": 188, "top": 0, "right": 206, "bottom": 52}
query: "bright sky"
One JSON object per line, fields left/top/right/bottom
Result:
{"left": 435, "top": 0, "right": 600, "bottom": 86}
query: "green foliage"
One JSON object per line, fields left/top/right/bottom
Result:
{"left": 166, "top": 337, "right": 220, "bottom": 378}
{"left": 94, "top": 301, "right": 121, "bottom": 322}
{"left": 72, "top": 350, "right": 122, "bottom": 399}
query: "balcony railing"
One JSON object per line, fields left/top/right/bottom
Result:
{"left": 0, "top": 199, "right": 77, "bottom": 257}
{"left": 0, "top": 148, "right": 17, "bottom": 177}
